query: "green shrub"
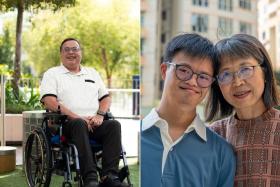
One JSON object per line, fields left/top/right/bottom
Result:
{"left": 5, "top": 79, "right": 43, "bottom": 113}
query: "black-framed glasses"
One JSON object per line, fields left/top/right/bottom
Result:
{"left": 217, "top": 64, "right": 262, "bottom": 85}
{"left": 165, "top": 62, "right": 215, "bottom": 88}
{"left": 63, "top": 46, "right": 80, "bottom": 53}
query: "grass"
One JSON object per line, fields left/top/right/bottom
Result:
{"left": 0, "top": 158, "right": 139, "bottom": 187}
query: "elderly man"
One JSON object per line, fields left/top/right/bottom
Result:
{"left": 141, "top": 33, "right": 236, "bottom": 187}
{"left": 40, "top": 38, "right": 128, "bottom": 187}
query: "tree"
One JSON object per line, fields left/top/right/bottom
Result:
{"left": 0, "top": 0, "right": 76, "bottom": 98}
{"left": 86, "top": 21, "right": 139, "bottom": 88}
{"left": 23, "top": 0, "right": 139, "bottom": 88}
{"left": 0, "top": 24, "right": 14, "bottom": 68}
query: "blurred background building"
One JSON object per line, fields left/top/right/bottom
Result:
{"left": 258, "top": 0, "right": 280, "bottom": 70}
{"left": 141, "top": 0, "right": 280, "bottom": 115}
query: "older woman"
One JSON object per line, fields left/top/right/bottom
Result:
{"left": 207, "top": 34, "right": 280, "bottom": 187}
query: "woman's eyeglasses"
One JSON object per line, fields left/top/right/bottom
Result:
{"left": 217, "top": 64, "right": 262, "bottom": 85}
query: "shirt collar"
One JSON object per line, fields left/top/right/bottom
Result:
{"left": 142, "top": 108, "right": 161, "bottom": 131}
{"left": 59, "top": 65, "right": 87, "bottom": 75}
{"left": 187, "top": 114, "right": 207, "bottom": 141}
{"left": 141, "top": 108, "right": 207, "bottom": 141}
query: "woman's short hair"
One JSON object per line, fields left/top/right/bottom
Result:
{"left": 206, "top": 34, "right": 279, "bottom": 122}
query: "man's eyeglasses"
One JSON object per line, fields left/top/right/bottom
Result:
{"left": 62, "top": 47, "right": 80, "bottom": 53}
{"left": 217, "top": 64, "right": 262, "bottom": 85}
{"left": 165, "top": 62, "right": 215, "bottom": 88}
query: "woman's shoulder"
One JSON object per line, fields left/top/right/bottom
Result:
{"left": 208, "top": 116, "right": 232, "bottom": 137}
{"left": 209, "top": 116, "right": 231, "bottom": 128}
{"left": 268, "top": 107, "right": 280, "bottom": 121}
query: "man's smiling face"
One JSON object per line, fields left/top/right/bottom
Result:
{"left": 60, "top": 40, "right": 82, "bottom": 72}
{"left": 161, "top": 51, "right": 214, "bottom": 108}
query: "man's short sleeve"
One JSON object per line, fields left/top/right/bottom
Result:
{"left": 96, "top": 72, "right": 109, "bottom": 101}
{"left": 40, "top": 70, "right": 57, "bottom": 102}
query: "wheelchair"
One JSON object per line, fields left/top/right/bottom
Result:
{"left": 24, "top": 110, "right": 133, "bottom": 187}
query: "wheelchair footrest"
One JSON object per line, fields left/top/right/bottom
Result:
{"left": 118, "top": 166, "right": 129, "bottom": 182}
{"left": 62, "top": 181, "right": 72, "bottom": 187}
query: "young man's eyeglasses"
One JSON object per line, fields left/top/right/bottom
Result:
{"left": 217, "top": 64, "right": 262, "bottom": 85}
{"left": 62, "top": 47, "right": 80, "bottom": 53}
{"left": 165, "top": 62, "right": 215, "bottom": 88}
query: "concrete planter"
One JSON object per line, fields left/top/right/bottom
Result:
{"left": 2, "top": 111, "right": 44, "bottom": 144}
{"left": 3, "top": 114, "right": 23, "bottom": 143}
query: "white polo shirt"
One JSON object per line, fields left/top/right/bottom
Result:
{"left": 40, "top": 65, "right": 109, "bottom": 116}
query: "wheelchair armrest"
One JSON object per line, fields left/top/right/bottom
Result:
{"left": 43, "top": 112, "right": 68, "bottom": 125}
{"left": 104, "top": 112, "right": 114, "bottom": 120}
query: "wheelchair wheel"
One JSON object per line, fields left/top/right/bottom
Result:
{"left": 77, "top": 177, "right": 83, "bottom": 187}
{"left": 62, "top": 181, "right": 72, "bottom": 187}
{"left": 25, "top": 128, "right": 52, "bottom": 187}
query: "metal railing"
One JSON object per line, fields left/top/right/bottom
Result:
{"left": 0, "top": 75, "right": 6, "bottom": 146}
{"left": 109, "top": 88, "right": 140, "bottom": 119}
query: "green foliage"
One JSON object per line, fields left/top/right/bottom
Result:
{"left": 0, "top": 64, "right": 12, "bottom": 76}
{"left": 0, "top": 0, "right": 77, "bottom": 101}
{"left": 5, "top": 79, "right": 42, "bottom": 113}
{"left": 23, "top": 0, "right": 139, "bottom": 87}
{"left": 0, "top": 25, "right": 14, "bottom": 68}
{"left": 0, "top": 0, "right": 76, "bottom": 11}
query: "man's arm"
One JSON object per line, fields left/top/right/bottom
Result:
{"left": 98, "top": 96, "right": 111, "bottom": 114}
{"left": 89, "top": 96, "right": 111, "bottom": 126}
{"left": 42, "top": 96, "right": 80, "bottom": 119}
{"left": 42, "top": 96, "right": 95, "bottom": 131}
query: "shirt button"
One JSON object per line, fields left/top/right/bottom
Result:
{"left": 170, "top": 147, "right": 174, "bottom": 151}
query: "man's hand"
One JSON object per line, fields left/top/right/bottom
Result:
{"left": 88, "top": 115, "right": 104, "bottom": 128}
{"left": 82, "top": 117, "right": 94, "bottom": 132}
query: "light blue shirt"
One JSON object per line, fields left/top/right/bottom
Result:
{"left": 142, "top": 108, "right": 207, "bottom": 173}
{"left": 141, "top": 109, "right": 236, "bottom": 187}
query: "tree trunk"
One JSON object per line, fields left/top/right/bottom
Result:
{"left": 12, "top": 0, "right": 24, "bottom": 99}
{"left": 107, "top": 75, "right": 112, "bottom": 89}
{"left": 101, "top": 48, "right": 112, "bottom": 88}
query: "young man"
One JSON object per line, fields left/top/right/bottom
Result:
{"left": 40, "top": 38, "right": 129, "bottom": 187}
{"left": 141, "top": 33, "right": 236, "bottom": 187}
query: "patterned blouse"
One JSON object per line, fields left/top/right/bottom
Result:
{"left": 210, "top": 107, "right": 280, "bottom": 187}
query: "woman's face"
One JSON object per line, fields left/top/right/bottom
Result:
{"left": 217, "top": 57, "right": 265, "bottom": 114}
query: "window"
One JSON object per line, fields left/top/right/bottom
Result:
{"left": 239, "top": 0, "right": 251, "bottom": 10}
{"left": 140, "top": 38, "right": 144, "bottom": 55}
{"left": 218, "top": 0, "right": 233, "bottom": 11}
{"left": 218, "top": 17, "right": 233, "bottom": 36}
{"left": 262, "top": 32, "right": 266, "bottom": 40}
{"left": 141, "top": 12, "right": 145, "bottom": 25}
{"left": 240, "top": 22, "right": 252, "bottom": 34}
{"left": 162, "top": 10, "right": 167, "bottom": 20}
{"left": 161, "top": 33, "right": 166, "bottom": 43}
{"left": 191, "top": 14, "right": 208, "bottom": 33}
{"left": 192, "top": 0, "right": 208, "bottom": 7}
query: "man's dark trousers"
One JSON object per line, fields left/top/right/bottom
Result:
{"left": 63, "top": 118, "right": 122, "bottom": 179}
